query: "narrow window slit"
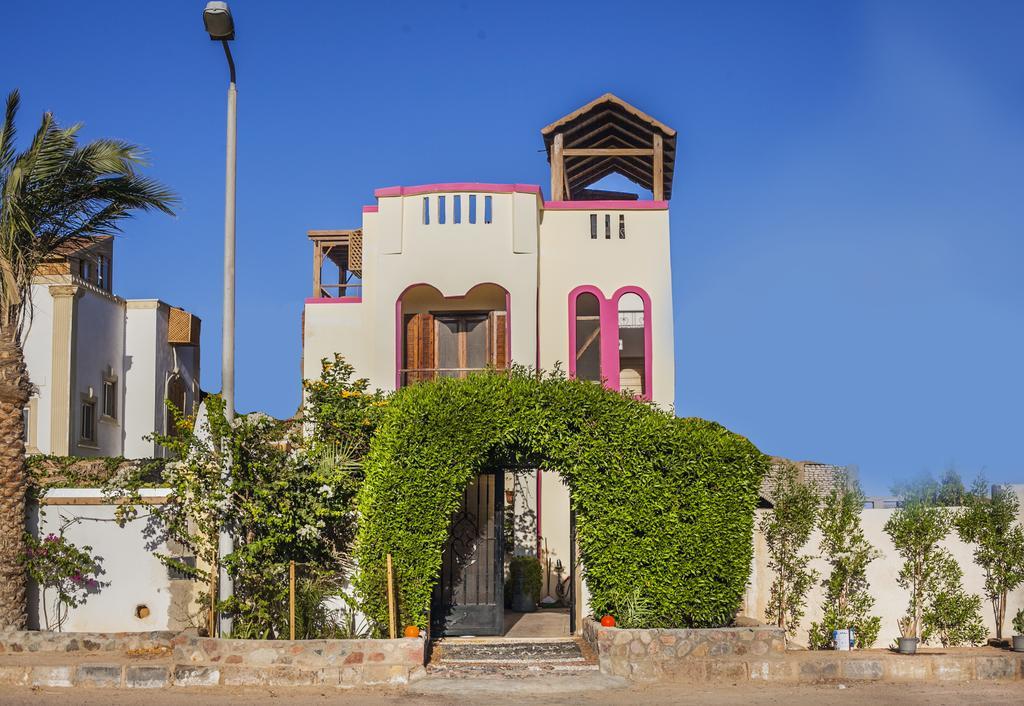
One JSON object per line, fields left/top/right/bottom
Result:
{"left": 469, "top": 195, "right": 477, "bottom": 223}
{"left": 438, "top": 195, "right": 446, "bottom": 224}
{"left": 484, "top": 195, "right": 493, "bottom": 224}
{"left": 453, "top": 195, "right": 461, "bottom": 224}
{"left": 619, "top": 214, "right": 626, "bottom": 239}
{"left": 605, "top": 214, "right": 611, "bottom": 239}
{"left": 590, "top": 214, "right": 597, "bottom": 239}
{"left": 423, "top": 197, "right": 430, "bottom": 225}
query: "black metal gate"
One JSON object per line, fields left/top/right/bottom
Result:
{"left": 431, "top": 472, "right": 504, "bottom": 636}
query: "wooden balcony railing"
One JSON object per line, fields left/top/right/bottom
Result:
{"left": 399, "top": 368, "right": 489, "bottom": 387}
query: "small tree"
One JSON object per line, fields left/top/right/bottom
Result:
{"left": 885, "top": 496, "right": 986, "bottom": 645}
{"left": 808, "top": 474, "right": 882, "bottom": 648}
{"left": 954, "top": 479, "right": 1024, "bottom": 641}
{"left": 110, "top": 357, "right": 378, "bottom": 638}
{"left": 761, "top": 462, "right": 820, "bottom": 635}
{"left": 923, "top": 552, "right": 986, "bottom": 647}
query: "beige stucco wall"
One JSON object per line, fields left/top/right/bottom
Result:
{"left": 538, "top": 207, "right": 675, "bottom": 408}
{"left": 744, "top": 484, "right": 1024, "bottom": 646}
{"left": 302, "top": 190, "right": 675, "bottom": 409}
{"left": 303, "top": 189, "right": 543, "bottom": 391}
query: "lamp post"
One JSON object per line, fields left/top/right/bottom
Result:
{"left": 203, "top": 0, "right": 236, "bottom": 638}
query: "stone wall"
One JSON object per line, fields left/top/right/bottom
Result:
{"left": 581, "top": 619, "right": 1024, "bottom": 684}
{"left": 171, "top": 634, "right": 426, "bottom": 686}
{"left": 0, "top": 630, "right": 174, "bottom": 654}
{"left": 582, "top": 618, "right": 786, "bottom": 682}
{"left": 0, "top": 630, "right": 426, "bottom": 688}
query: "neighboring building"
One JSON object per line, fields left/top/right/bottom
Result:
{"left": 23, "top": 235, "right": 201, "bottom": 459}
{"left": 760, "top": 457, "right": 854, "bottom": 505}
{"left": 301, "top": 94, "right": 677, "bottom": 635}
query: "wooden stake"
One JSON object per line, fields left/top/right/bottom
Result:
{"left": 289, "top": 560, "right": 296, "bottom": 641}
{"left": 209, "top": 570, "right": 217, "bottom": 638}
{"left": 386, "top": 553, "right": 397, "bottom": 639}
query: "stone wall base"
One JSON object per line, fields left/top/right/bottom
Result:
{"left": 0, "top": 661, "right": 427, "bottom": 688}
{"left": 582, "top": 619, "right": 1024, "bottom": 684}
{"left": 0, "top": 630, "right": 425, "bottom": 688}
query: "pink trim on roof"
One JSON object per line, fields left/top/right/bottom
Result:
{"left": 362, "top": 205, "right": 378, "bottom": 213}
{"left": 374, "top": 183, "right": 543, "bottom": 198}
{"left": 305, "top": 297, "right": 362, "bottom": 304}
{"left": 544, "top": 200, "right": 668, "bottom": 210}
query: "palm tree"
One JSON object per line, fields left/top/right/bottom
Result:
{"left": 0, "top": 90, "right": 176, "bottom": 628}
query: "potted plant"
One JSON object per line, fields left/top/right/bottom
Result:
{"left": 506, "top": 556, "right": 542, "bottom": 613}
{"left": 1013, "top": 609, "right": 1024, "bottom": 653}
{"left": 897, "top": 617, "right": 919, "bottom": 655}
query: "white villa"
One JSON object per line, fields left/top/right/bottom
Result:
{"left": 23, "top": 235, "right": 202, "bottom": 459}
{"left": 301, "top": 94, "right": 677, "bottom": 635}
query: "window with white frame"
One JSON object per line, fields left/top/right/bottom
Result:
{"left": 102, "top": 378, "right": 117, "bottom": 419}
{"left": 80, "top": 398, "right": 97, "bottom": 444}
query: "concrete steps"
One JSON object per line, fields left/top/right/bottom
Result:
{"left": 427, "top": 638, "right": 599, "bottom": 678}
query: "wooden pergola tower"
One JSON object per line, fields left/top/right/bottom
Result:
{"left": 541, "top": 93, "right": 677, "bottom": 202}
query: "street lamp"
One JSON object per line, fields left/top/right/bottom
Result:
{"left": 204, "top": 0, "right": 236, "bottom": 638}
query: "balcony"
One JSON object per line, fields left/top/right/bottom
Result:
{"left": 399, "top": 368, "right": 490, "bottom": 387}
{"left": 310, "top": 229, "right": 362, "bottom": 299}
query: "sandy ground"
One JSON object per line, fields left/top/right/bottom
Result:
{"left": 0, "top": 680, "right": 1022, "bottom": 705}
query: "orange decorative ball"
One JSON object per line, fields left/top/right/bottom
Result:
{"left": 600, "top": 615, "right": 616, "bottom": 628}
{"left": 403, "top": 625, "right": 420, "bottom": 638}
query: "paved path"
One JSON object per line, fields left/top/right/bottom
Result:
{"left": 0, "top": 680, "right": 1021, "bottom": 704}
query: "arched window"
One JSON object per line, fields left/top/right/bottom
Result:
{"left": 617, "top": 292, "right": 646, "bottom": 397}
{"left": 573, "top": 292, "right": 602, "bottom": 382}
{"left": 611, "top": 287, "right": 652, "bottom": 399}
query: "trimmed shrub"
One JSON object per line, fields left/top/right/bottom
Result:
{"left": 354, "top": 368, "right": 769, "bottom": 634}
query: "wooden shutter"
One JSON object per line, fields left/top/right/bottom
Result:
{"left": 405, "top": 313, "right": 435, "bottom": 384}
{"left": 491, "top": 312, "right": 508, "bottom": 370}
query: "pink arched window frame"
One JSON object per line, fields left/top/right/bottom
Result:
{"left": 567, "top": 285, "right": 652, "bottom": 401}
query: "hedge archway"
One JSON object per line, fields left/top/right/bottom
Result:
{"left": 354, "top": 369, "right": 769, "bottom": 634}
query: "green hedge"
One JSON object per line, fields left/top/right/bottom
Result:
{"left": 354, "top": 369, "right": 768, "bottom": 633}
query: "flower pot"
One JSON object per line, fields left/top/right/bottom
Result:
{"left": 897, "top": 637, "right": 918, "bottom": 655}
{"left": 1013, "top": 635, "right": 1024, "bottom": 653}
{"left": 511, "top": 574, "right": 536, "bottom": 613}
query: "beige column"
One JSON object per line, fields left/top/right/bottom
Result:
{"left": 48, "top": 285, "right": 79, "bottom": 455}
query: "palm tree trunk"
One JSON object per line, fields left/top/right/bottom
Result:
{"left": 0, "top": 325, "right": 31, "bottom": 628}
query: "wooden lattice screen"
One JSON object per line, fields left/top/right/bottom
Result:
{"left": 167, "top": 307, "right": 201, "bottom": 346}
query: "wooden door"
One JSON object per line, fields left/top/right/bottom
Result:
{"left": 432, "top": 472, "right": 505, "bottom": 636}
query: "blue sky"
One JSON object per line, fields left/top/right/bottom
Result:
{"left": 3, "top": 1, "right": 1023, "bottom": 494}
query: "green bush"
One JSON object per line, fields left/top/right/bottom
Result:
{"left": 505, "top": 556, "right": 543, "bottom": 608}
{"left": 1013, "top": 608, "right": 1024, "bottom": 636}
{"left": 354, "top": 368, "right": 769, "bottom": 634}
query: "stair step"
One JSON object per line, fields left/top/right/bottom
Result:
{"left": 426, "top": 662, "right": 600, "bottom": 679}
{"left": 428, "top": 638, "right": 598, "bottom": 679}
{"left": 435, "top": 639, "right": 586, "bottom": 663}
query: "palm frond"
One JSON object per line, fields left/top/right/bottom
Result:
{"left": 0, "top": 90, "right": 20, "bottom": 179}
{"left": 0, "top": 92, "right": 177, "bottom": 335}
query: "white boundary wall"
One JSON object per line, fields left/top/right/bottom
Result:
{"left": 27, "top": 489, "right": 196, "bottom": 633}
{"left": 744, "top": 484, "right": 1024, "bottom": 647}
